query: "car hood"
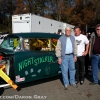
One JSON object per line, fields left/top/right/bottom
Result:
{"left": 0, "top": 48, "right": 14, "bottom": 55}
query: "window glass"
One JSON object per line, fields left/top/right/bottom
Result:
{"left": 29, "top": 38, "right": 51, "bottom": 51}
{"left": 23, "top": 38, "right": 58, "bottom": 51}
{"left": 0, "top": 37, "right": 20, "bottom": 51}
{"left": 51, "top": 38, "right": 58, "bottom": 50}
{"left": 24, "top": 39, "right": 30, "bottom": 50}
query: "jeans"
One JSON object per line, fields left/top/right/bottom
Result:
{"left": 60, "top": 54, "right": 76, "bottom": 86}
{"left": 75, "top": 56, "right": 85, "bottom": 82}
{"left": 91, "top": 54, "right": 100, "bottom": 83}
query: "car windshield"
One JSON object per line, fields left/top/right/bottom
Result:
{"left": 0, "top": 37, "right": 20, "bottom": 51}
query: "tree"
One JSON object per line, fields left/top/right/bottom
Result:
{"left": 14, "top": 0, "right": 29, "bottom": 14}
{"left": 14, "top": 0, "right": 48, "bottom": 16}
{"left": 43, "top": 0, "right": 68, "bottom": 22}
{"left": 0, "top": 0, "right": 16, "bottom": 32}
{"left": 92, "top": 0, "right": 100, "bottom": 25}
{"left": 0, "top": 0, "right": 100, "bottom": 33}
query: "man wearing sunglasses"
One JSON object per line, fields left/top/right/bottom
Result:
{"left": 89, "top": 24, "right": 100, "bottom": 85}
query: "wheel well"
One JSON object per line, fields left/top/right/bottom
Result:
{"left": 0, "top": 53, "right": 15, "bottom": 81}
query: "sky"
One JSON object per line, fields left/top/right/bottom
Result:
{"left": 68, "top": 0, "right": 75, "bottom": 6}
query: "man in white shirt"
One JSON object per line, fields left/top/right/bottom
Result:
{"left": 74, "top": 26, "right": 89, "bottom": 85}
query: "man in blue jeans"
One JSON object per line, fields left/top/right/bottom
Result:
{"left": 89, "top": 24, "right": 100, "bottom": 85}
{"left": 55, "top": 27, "right": 77, "bottom": 90}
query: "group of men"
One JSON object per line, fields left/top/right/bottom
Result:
{"left": 55, "top": 24, "right": 100, "bottom": 90}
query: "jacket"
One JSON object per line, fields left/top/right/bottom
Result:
{"left": 89, "top": 33, "right": 96, "bottom": 58}
{"left": 55, "top": 34, "right": 77, "bottom": 58}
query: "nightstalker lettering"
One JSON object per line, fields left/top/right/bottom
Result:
{"left": 18, "top": 56, "right": 54, "bottom": 71}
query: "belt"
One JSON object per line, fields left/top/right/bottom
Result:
{"left": 65, "top": 53, "right": 73, "bottom": 55}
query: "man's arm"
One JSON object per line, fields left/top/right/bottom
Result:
{"left": 55, "top": 40, "right": 62, "bottom": 64}
{"left": 74, "top": 40, "right": 77, "bottom": 56}
{"left": 55, "top": 40, "right": 61, "bottom": 58}
{"left": 74, "top": 40, "right": 77, "bottom": 62}
{"left": 82, "top": 36, "right": 89, "bottom": 56}
{"left": 83, "top": 43, "right": 89, "bottom": 56}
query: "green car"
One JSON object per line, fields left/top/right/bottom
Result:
{"left": 0, "top": 33, "right": 61, "bottom": 85}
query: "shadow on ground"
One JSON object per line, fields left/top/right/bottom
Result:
{"left": 17, "top": 75, "right": 63, "bottom": 90}
{"left": 84, "top": 71, "right": 93, "bottom": 83}
{"left": 0, "top": 87, "right": 4, "bottom": 95}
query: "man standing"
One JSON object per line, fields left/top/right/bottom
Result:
{"left": 74, "top": 26, "right": 89, "bottom": 85}
{"left": 89, "top": 24, "right": 100, "bottom": 85}
{"left": 55, "top": 27, "right": 77, "bottom": 90}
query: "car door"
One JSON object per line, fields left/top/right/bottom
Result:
{"left": 14, "top": 38, "right": 61, "bottom": 84}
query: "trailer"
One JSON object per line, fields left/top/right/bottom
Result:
{"left": 12, "top": 13, "right": 75, "bottom": 34}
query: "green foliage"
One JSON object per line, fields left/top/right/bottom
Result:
{"left": 0, "top": 0, "right": 16, "bottom": 33}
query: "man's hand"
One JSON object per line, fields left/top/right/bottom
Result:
{"left": 58, "top": 58, "right": 62, "bottom": 64}
{"left": 82, "top": 51, "right": 87, "bottom": 56}
{"left": 74, "top": 56, "right": 77, "bottom": 62}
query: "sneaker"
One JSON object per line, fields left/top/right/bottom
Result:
{"left": 71, "top": 83, "right": 78, "bottom": 88}
{"left": 80, "top": 81, "right": 84, "bottom": 85}
{"left": 64, "top": 85, "right": 68, "bottom": 90}
{"left": 98, "top": 80, "right": 100, "bottom": 85}
{"left": 75, "top": 81, "right": 79, "bottom": 85}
